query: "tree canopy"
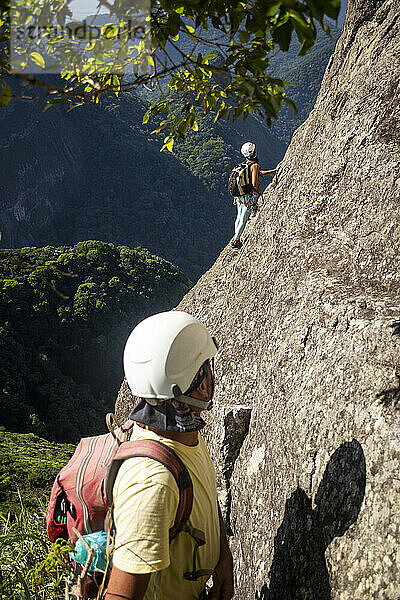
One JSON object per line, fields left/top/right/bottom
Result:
{"left": 1, "top": 0, "right": 340, "bottom": 148}
{"left": 0, "top": 241, "right": 190, "bottom": 441}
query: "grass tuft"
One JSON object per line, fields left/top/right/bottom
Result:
{"left": 0, "top": 498, "right": 73, "bottom": 600}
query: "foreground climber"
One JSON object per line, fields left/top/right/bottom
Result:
{"left": 105, "top": 311, "right": 234, "bottom": 600}
{"left": 231, "top": 142, "right": 276, "bottom": 248}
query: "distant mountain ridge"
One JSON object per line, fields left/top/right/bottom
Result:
{"left": 1, "top": 22, "right": 341, "bottom": 280}
{"left": 270, "top": 25, "right": 341, "bottom": 144}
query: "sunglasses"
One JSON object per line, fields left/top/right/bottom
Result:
{"left": 186, "top": 336, "right": 218, "bottom": 395}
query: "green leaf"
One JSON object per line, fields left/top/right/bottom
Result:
{"left": 167, "top": 12, "right": 181, "bottom": 37}
{"left": 43, "top": 97, "right": 67, "bottom": 112}
{"left": 30, "top": 52, "right": 45, "bottom": 69}
{"left": 318, "top": 0, "right": 341, "bottom": 20}
{"left": 161, "top": 136, "right": 174, "bottom": 152}
{"left": 142, "top": 110, "right": 150, "bottom": 124}
{"left": 0, "top": 83, "right": 12, "bottom": 107}
{"left": 284, "top": 97, "right": 297, "bottom": 114}
{"left": 265, "top": 2, "right": 282, "bottom": 17}
{"left": 274, "top": 20, "right": 292, "bottom": 52}
{"left": 289, "top": 12, "right": 313, "bottom": 37}
{"left": 298, "top": 37, "right": 315, "bottom": 55}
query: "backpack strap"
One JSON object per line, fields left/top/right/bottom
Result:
{"left": 106, "top": 413, "right": 135, "bottom": 445}
{"left": 237, "top": 161, "right": 254, "bottom": 195}
{"left": 105, "top": 439, "right": 193, "bottom": 541}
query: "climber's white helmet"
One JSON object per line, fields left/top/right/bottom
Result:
{"left": 241, "top": 141, "right": 256, "bottom": 159}
{"left": 124, "top": 311, "right": 217, "bottom": 410}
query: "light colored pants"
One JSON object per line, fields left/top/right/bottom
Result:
{"left": 234, "top": 201, "right": 251, "bottom": 241}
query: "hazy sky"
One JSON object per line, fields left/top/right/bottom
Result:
{"left": 70, "top": 0, "right": 106, "bottom": 19}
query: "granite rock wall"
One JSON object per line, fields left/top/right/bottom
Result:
{"left": 116, "top": 1, "right": 400, "bottom": 597}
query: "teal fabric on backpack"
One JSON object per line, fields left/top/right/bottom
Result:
{"left": 71, "top": 531, "right": 113, "bottom": 573}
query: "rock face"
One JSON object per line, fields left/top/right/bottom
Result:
{"left": 0, "top": 103, "right": 82, "bottom": 247}
{"left": 116, "top": 1, "right": 400, "bottom": 598}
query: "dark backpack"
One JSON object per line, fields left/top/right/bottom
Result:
{"left": 228, "top": 161, "right": 254, "bottom": 197}
{"left": 46, "top": 414, "right": 194, "bottom": 598}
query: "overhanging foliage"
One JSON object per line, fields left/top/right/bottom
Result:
{"left": 1, "top": 0, "right": 340, "bottom": 148}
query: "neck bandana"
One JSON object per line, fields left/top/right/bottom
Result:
{"left": 129, "top": 398, "right": 206, "bottom": 433}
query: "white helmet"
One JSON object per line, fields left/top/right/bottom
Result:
{"left": 124, "top": 311, "right": 218, "bottom": 410}
{"left": 241, "top": 141, "right": 256, "bottom": 159}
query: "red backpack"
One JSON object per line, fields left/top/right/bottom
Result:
{"left": 46, "top": 414, "right": 194, "bottom": 596}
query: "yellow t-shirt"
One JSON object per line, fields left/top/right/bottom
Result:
{"left": 112, "top": 424, "right": 220, "bottom": 600}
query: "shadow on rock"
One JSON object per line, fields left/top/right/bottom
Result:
{"left": 256, "top": 440, "right": 366, "bottom": 600}
{"left": 376, "top": 373, "right": 400, "bottom": 408}
{"left": 389, "top": 321, "right": 400, "bottom": 337}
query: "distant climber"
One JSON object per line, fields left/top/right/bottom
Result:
{"left": 228, "top": 142, "right": 277, "bottom": 249}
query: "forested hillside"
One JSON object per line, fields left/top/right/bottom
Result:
{"left": 0, "top": 25, "right": 340, "bottom": 280}
{"left": 0, "top": 431, "right": 75, "bottom": 514}
{"left": 270, "top": 27, "right": 341, "bottom": 144}
{"left": 0, "top": 93, "right": 222, "bottom": 280}
{"left": 0, "top": 241, "right": 190, "bottom": 441}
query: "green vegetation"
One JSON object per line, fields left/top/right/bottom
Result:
{"left": 0, "top": 431, "right": 74, "bottom": 514}
{"left": 0, "top": 91, "right": 247, "bottom": 280}
{"left": 376, "top": 10, "right": 387, "bottom": 24}
{"left": 0, "top": 501, "right": 72, "bottom": 599}
{"left": 0, "top": 431, "right": 75, "bottom": 599}
{"left": 0, "top": 241, "right": 190, "bottom": 441}
{"left": 270, "top": 25, "right": 340, "bottom": 144}
{"left": 1, "top": 0, "right": 341, "bottom": 147}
